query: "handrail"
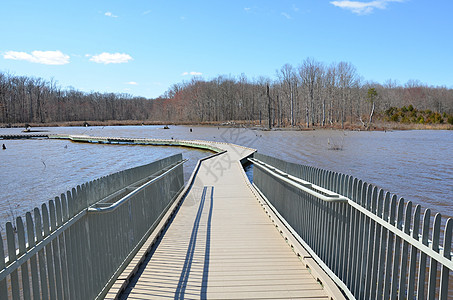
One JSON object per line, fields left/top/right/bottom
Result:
{"left": 87, "top": 159, "right": 187, "bottom": 214}
{"left": 249, "top": 157, "right": 453, "bottom": 272}
{"left": 249, "top": 158, "right": 348, "bottom": 203}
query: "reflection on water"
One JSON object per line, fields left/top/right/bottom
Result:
{"left": 0, "top": 125, "right": 452, "bottom": 227}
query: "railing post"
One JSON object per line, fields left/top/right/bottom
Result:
{"left": 418, "top": 209, "right": 431, "bottom": 298}
{"left": 0, "top": 233, "right": 7, "bottom": 299}
{"left": 407, "top": 204, "right": 421, "bottom": 299}
{"left": 427, "top": 213, "right": 441, "bottom": 300}
{"left": 16, "top": 217, "right": 31, "bottom": 299}
{"left": 6, "top": 222, "right": 20, "bottom": 300}
{"left": 26, "top": 212, "right": 40, "bottom": 299}
{"left": 440, "top": 218, "right": 452, "bottom": 300}
{"left": 398, "top": 200, "right": 412, "bottom": 300}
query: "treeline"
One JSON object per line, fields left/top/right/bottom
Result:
{"left": 1, "top": 58, "right": 453, "bottom": 128}
{"left": 156, "top": 58, "right": 453, "bottom": 128}
{"left": 384, "top": 105, "right": 453, "bottom": 125}
{"left": 0, "top": 72, "right": 155, "bottom": 124}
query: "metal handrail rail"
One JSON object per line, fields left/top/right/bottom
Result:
{"left": 249, "top": 157, "right": 453, "bottom": 272}
{"left": 87, "top": 159, "right": 187, "bottom": 214}
{"left": 249, "top": 158, "right": 348, "bottom": 203}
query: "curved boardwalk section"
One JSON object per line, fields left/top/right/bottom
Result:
{"left": 70, "top": 137, "right": 336, "bottom": 299}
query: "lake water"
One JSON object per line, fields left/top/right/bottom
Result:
{"left": 0, "top": 125, "right": 452, "bottom": 228}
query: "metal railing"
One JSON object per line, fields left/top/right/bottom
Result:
{"left": 250, "top": 153, "right": 452, "bottom": 300}
{"left": 0, "top": 154, "right": 185, "bottom": 299}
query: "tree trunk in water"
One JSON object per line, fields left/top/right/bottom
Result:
{"left": 267, "top": 84, "right": 272, "bottom": 129}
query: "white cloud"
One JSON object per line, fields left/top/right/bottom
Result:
{"left": 126, "top": 81, "right": 138, "bottom": 85}
{"left": 182, "top": 71, "right": 202, "bottom": 76}
{"left": 281, "top": 12, "right": 292, "bottom": 19}
{"left": 244, "top": 7, "right": 251, "bottom": 11}
{"left": 330, "top": 0, "right": 404, "bottom": 15}
{"left": 143, "top": 10, "right": 151, "bottom": 15}
{"left": 3, "top": 50, "right": 70, "bottom": 65}
{"left": 88, "top": 52, "right": 133, "bottom": 64}
{"left": 105, "top": 11, "right": 118, "bottom": 18}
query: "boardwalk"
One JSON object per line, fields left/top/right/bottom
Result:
{"left": 104, "top": 141, "right": 339, "bottom": 299}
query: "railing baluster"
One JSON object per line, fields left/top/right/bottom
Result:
{"left": 0, "top": 232, "right": 7, "bottom": 299}
{"left": 370, "top": 189, "right": 384, "bottom": 299}
{"left": 359, "top": 183, "right": 373, "bottom": 299}
{"left": 55, "top": 195, "right": 70, "bottom": 300}
{"left": 26, "top": 212, "right": 40, "bottom": 299}
{"left": 319, "top": 170, "right": 327, "bottom": 262}
{"left": 347, "top": 178, "right": 359, "bottom": 291}
{"left": 34, "top": 207, "right": 49, "bottom": 300}
{"left": 417, "top": 209, "right": 431, "bottom": 299}
{"left": 383, "top": 195, "right": 397, "bottom": 299}
{"left": 398, "top": 200, "right": 412, "bottom": 300}
{"left": 6, "top": 222, "right": 19, "bottom": 300}
{"left": 16, "top": 216, "right": 31, "bottom": 299}
{"left": 49, "top": 199, "right": 64, "bottom": 300}
{"left": 64, "top": 191, "right": 76, "bottom": 299}
{"left": 325, "top": 171, "right": 334, "bottom": 267}
{"left": 407, "top": 204, "right": 421, "bottom": 299}
{"left": 353, "top": 180, "right": 366, "bottom": 297}
{"left": 439, "top": 218, "right": 452, "bottom": 300}
{"left": 42, "top": 203, "right": 57, "bottom": 300}
{"left": 390, "top": 198, "right": 404, "bottom": 299}
{"left": 376, "top": 192, "right": 391, "bottom": 298}
{"left": 339, "top": 174, "right": 348, "bottom": 280}
{"left": 62, "top": 192, "right": 77, "bottom": 300}
{"left": 332, "top": 173, "right": 340, "bottom": 275}
{"left": 427, "top": 213, "right": 441, "bottom": 300}
{"left": 84, "top": 214, "right": 94, "bottom": 298}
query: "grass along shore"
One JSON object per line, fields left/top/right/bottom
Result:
{"left": 1, "top": 119, "right": 452, "bottom": 131}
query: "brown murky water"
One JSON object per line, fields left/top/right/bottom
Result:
{"left": 1, "top": 125, "right": 452, "bottom": 227}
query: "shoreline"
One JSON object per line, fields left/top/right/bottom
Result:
{"left": 1, "top": 120, "right": 452, "bottom": 131}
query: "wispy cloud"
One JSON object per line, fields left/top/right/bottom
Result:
{"left": 3, "top": 50, "right": 70, "bottom": 65}
{"left": 330, "top": 0, "right": 404, "bottom": 15}
{"left": 182, "top": 71, "right": 202, "bottom": 76}
{"left": 105, "top": 11, "right": 118, "bottom": 18}
{"left": 126, "top": 81, "right": 138, "bottom": 85}
{"left": 244, "top": 7, "right": 251, "bottom": 12}
{"left": 143, "top": 10, "right": 151, "bottom": 15}
{"left": 88, "top": 52, "right": 133, "bottom": 64}
{"left": 281, "top": 12, "right": 292, "bottom": 19}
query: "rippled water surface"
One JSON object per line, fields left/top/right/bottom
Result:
{"left": 1, "top": 125, "right": 452, "bottom": 227}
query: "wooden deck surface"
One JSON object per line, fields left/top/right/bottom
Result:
{"left": 113, "top": 142, "right": 331, "bottom": 299}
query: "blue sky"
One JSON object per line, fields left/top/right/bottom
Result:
{"left": 1, "top": 0, "right": 452, "bottom": 98}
